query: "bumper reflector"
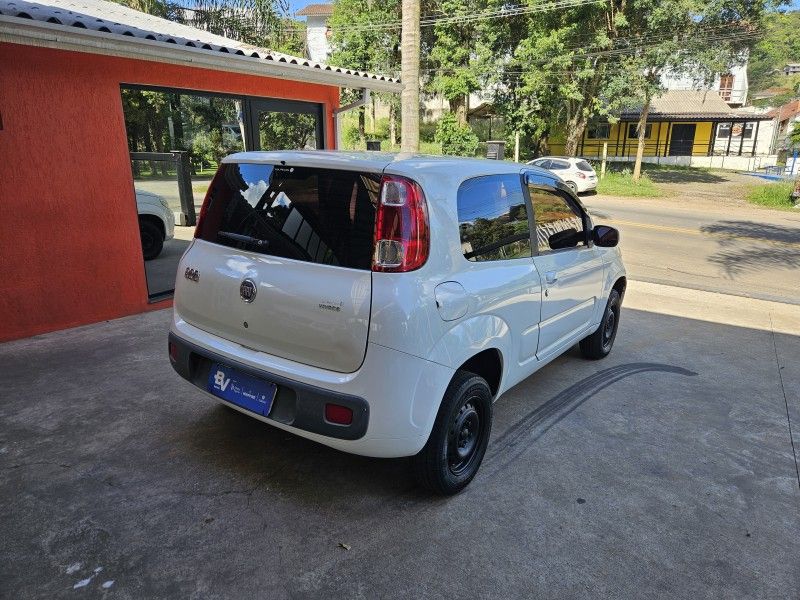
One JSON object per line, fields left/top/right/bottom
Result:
{"left": 325, "top": 403, "right": 353, "bottom": 425}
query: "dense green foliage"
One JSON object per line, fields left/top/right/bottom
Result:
{"left": 791, "top": 121, "right": 800, "bottom": 146}
{"left": 435, "top": 112, "right": 480, "bottom": 156}
{"left": 749, "top": 10, "right": 800, "bottom": 95}
{"left": 329, "top": 0, "right": 401, "bottom": 141}
{"left": 114, "top": 0, "right": 304, "bottom": 54}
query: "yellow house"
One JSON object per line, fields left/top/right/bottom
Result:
{"left": 549, "top": 90, "right": 773, "bottom": 163}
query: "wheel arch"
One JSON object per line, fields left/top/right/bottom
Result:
{"left": 456, "top": 348, "right": 503, "bottom": 398}
{"left": 138, "top": 213, "right": 166, "bottom": 238}
{"left": 612, "top": 275, "right": 627, "bottom": 299}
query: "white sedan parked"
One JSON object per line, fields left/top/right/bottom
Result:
{"left": 136, "top": 189, "right": 175, "bottom": 260}
{"left": 527, "top": 157, "right": 598, "bottom": 193}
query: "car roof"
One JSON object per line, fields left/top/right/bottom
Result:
{"left": 223, "top": 150, "right": 547, "bottom": 179}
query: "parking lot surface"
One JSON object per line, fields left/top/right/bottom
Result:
{"left": 2, "top": 282, "right": 799, "bottom": 599}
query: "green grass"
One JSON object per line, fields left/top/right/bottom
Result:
{"left": 595, "top": 170, "right": 666, "bottom": 197}
{"left": 745, "top": 182, "right": 797, "bottom": 210}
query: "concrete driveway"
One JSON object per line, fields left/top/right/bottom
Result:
{"left": 2, "top": 282, "right": 799, "bottom": 599}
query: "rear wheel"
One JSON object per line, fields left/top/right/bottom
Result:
{"left": 412, "top": 371, "right": 492, "bottom": 495}
{"left": 565, "top": 181, "right": 578, "bottom": 193}
{"left": 139, "top": 218, "right": 164, "bottom": 261}
{"left": 580, "top": 289, "right": 621, "bottom": 359}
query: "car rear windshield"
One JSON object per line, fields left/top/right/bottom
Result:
{"left": 576, "top": 160, "right": 594, "bottom": 172}
{"left": 196, "top": 163, "right": 381, "bottom": 270}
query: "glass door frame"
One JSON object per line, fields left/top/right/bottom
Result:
{"left": 244, "top": 98, "right": 325, "bottom": 151}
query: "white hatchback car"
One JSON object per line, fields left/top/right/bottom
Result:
{"left": 169, "top": 151, "right": 625, "bottom": 494}
{"left": 136, "top": 189, "right": 175, "bottom": 260}
{"left": 527, "top": 156, "right": 598, "bottom": 193}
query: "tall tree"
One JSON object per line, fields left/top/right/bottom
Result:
{"left": 615, "top": 0, "right": 769, "bottom": 180}
{"left": 401, "top": 0, "right": 421, "bottom": 150}
{"left": 504, "top": 0, "right": 627, "bottom": 157}
{"left": 428, "top": 0, "right": 484, "bottom": 124}
{"left": 330, "top": 0, "right": 402, "bottom": 140}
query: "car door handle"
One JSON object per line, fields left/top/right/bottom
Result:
{"left": 545, "top": 271, "right": 558, "bottom": 285}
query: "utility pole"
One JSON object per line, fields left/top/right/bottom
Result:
{"left": 400, "top": 0, "right": 420, "bottom": 153}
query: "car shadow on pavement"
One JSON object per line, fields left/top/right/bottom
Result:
{"left": 700, "top": 220, "right": 800, "bottom": 277}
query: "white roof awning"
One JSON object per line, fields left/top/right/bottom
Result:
{"left": 0, "top": 0, "right": 401, "bottom": 93}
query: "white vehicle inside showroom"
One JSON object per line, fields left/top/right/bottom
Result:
{"left": 168, "top": 151, "right": 626, "bottom": 494}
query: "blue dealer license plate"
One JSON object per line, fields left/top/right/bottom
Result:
{"left": 207, "top": 363, "right": 276, "bottom": 416}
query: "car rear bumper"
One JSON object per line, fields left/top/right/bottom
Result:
{"left": 169, "top": 332, "right": 370, "bottom": 440}
{"left": 169, "top": 314, "right": 455, "bottom": 458}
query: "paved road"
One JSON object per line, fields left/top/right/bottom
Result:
{"left": 582, "top": 195, "right": 800, "bottom": 305}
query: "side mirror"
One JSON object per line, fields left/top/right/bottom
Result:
{"left": 548, "top": 228, "right": 580, "bottom": 250}
{"left": 593, "top": 225, "right": 619, "bottom": 248}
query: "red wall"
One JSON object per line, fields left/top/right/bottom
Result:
{"left": 0, "top": 43, "right": 339, "bottom": 342}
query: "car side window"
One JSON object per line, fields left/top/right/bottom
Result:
{"left": 457, "top": 174, "right": 532, "bottom": 262}
{"left": 534, "top": 159, "right": 550, "bottom": 169}
{"left": 549, "top": 159, "right": 570, "bottom": 170}
{"left": 529, "top": 187, "right": 586, "bottom": 253}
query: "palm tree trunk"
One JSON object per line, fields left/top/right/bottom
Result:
{"left": 401, "top": 0, "right": 420, "bottom": 153}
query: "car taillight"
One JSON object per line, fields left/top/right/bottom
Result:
{"left": 372, "top": 175, "right": 429, "bottom": 272}
{"left": 576, "top": 171, "right": 587, "bottom": 179}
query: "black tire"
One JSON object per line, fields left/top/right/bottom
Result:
{"left": 565, "top": 181, "right": 578, "bottom": 193}
{"left": 139, "top": 218, "right": 164, "bottom": 261}
{"left": 580, "top": 289, "right": 621, "bottom": 360}
{"left": 412, "top": 370, "right": 493, "bottom": 495}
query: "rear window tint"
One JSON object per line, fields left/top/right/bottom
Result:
{"left": 196, "top": 163, "right": 380, "bottom": 270}
{"left": 576, "top": 160, "right": 594, "bottom": 172}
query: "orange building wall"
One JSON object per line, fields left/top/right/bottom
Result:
{"left": 0, "top": 42, "right": 339, "bottom": 342}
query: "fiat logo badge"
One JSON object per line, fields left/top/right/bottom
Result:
{"left": 240, "top": 279, "right": 257, "bottom": 303}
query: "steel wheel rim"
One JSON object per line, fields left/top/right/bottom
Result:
{"left": 447, "top": 397, "right": 484, "bottom": 477}
{"left": 602, "top": 306, "right": 617, "bottom": 349}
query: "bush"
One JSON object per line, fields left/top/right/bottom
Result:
{"left": 343, "top": 123, "right": 363, "bottom": 148}
{"left": 435, "top": 113, "right": 480, "bottom": 157}
{"left": 373, "top": 117, "right": 391, "bottom": 140}
{"left": 420, "top": 120, "right": 438, "bottom": 143}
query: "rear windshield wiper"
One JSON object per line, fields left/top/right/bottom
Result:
{"left": 217, "top": 231, "right": 270, "bottom": 249}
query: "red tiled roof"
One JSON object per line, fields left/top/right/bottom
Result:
{"left": 766, "top": 99, "right": 800, "bottom": 120}
{"left": 296, "top": 3, "right": 333, "bottom": 17}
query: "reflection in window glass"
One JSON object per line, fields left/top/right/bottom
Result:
{"left": 457, "top": 175, "right": 532, "bottom": 262}
{"left": 121, "top": 87, "right": 247, "bottom": 298}
{"left": 529, "top": 188, "right": 585, "bottom": 253}
{"left": 196, "top": 163, "right": 381, "bottom": 270}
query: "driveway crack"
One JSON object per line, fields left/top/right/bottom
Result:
{"left": 770, "top": 314, "right": 800, "bottom": 491}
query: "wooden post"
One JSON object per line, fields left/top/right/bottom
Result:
{"left": 514, "top": 132, "right": 520, "bottom": 162}
{"left": 601, "top": 142, "right": 608, "bottom": 179}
